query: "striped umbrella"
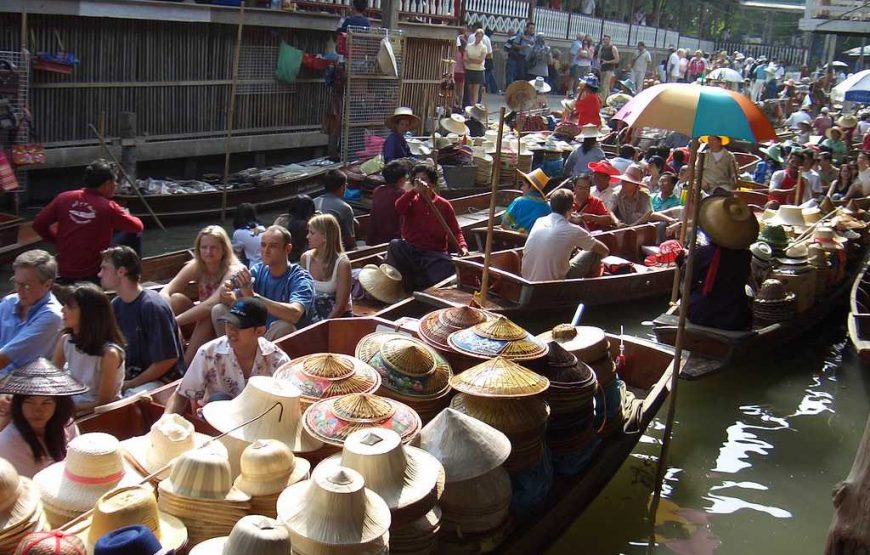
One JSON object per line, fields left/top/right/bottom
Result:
{"left": 613, "top": 83, "right": 776, "bottom": 144}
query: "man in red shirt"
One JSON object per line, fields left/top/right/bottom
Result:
{"left": 386, "top": 163, "right": 468, "bottom": 292}
{"left": 569, "top": 175, "right": 616, "bottom": 231}
{"left": 367, "top": 159, "right": 411, "bottom": 246}
{"left": 33, "top": 159, "right": 144, "bottom": 284}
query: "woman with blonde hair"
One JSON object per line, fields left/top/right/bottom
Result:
{"left": 161, "top": 225, "right": 243, "bottom": 364}
{"left": 300, "top": 214, "right": 352, "bottom": 321}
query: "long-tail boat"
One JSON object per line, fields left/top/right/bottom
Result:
{"left": 847, "top": 259, "right": 870, "bottom": 361}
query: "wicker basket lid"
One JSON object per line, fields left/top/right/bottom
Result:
{"left": 356, "top": 332, "right": 453, "bottom": 398}
{"left": 449, "top": 356, "right": 549, "bottom": 398}
{"left": 274, "top": 354, "right": 381, "bottom": 405}
{"left": 303, "top": 393, "right": 422, "bottom": 447}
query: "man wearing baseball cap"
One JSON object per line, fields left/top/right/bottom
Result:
{"left": 164, "top": 297, "right": 289, "bottom": 414}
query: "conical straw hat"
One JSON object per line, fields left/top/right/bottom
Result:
{"left": 316, "top": 428, "right": 443, "bottom": 523}
{"left": 303, "top": 394, "right": 422, "bottom": 447}
{"left": 121, "top": 414, "right": 211, "bottom": 480}
{"left": 447, "top": 316, "right": 548, "bottom": 361}
{"left": 417, "top": 306, "right": 490, "bottom": 351}
{"left": 449, "top": 356, "right": 549, "bottom": 398}
{"left": 277, "top": 465, "right": 391, "bottom": 549}
{"left": 0, "top": 358, "right": 88, "bottom": 397}
{"left": 355, "top": 332, "right": 453, "bottom": 398}
{"left": 473, "top": 316, "right": 528, "bottom": 341}
{"left": 536, "top": 324, "right": 609, "bottom": 363}
{"left": 274, "top": 353, "right": 381, "bottom": 406}
{"left": 451, "top": 394, "right": 550, "bottom": 433}
{"left": 188, "top": 515, "right": 292, "bottom": 555}
{"left": 233, "top": 440, "right": 310, "bottom": 497}
{"left": 418, "top": 408, "right": 510, "bottom": 482}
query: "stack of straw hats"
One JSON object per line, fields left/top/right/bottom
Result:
{"left": 418, "top": 305, "right": 491, "bottom": 371}
{"left": 449, "top": 357, "right": 550, "bottom": 473}
{"left": 448, "top": 315, "right": 548, "bottom": 362}
{"left": 317, "top": 428, "right": 444, "bottom": 554}
{"left": 33, "top": 433, "right": 144, "bottom": 528}
{"left": 418, "top": 409, "right": 512, "bottom": 551}
{"left": 473, "top": 152, "right": 493, "bottom": 186}
{"left": 232, "top": 440, "right": 310, "bottom": 519}
{"left": 157, "top": 443, "right": 251, "bottom": 546}
{"left": 189, "top": 515, "right": 292, "bottom": 555}
{"left": 0, "top": 459, "right": 46, "bottom": 553}
{"left": 68, "top": 485, "right": 188, "bottom": 553}
{"left": 12, "top": 531, "right": 85, "bottom": 555}
{"left": 753, "top": 279, "right": 797, "bottom": 326}
{"left": 303, "top": 393, "right": 423, "bottom": 447}
{"left": 277, "top": 465, "right": 391, "bottom": 555}
{"left": 121, "top": 413, "right": 210, "bottom": 484}
{"left": 355, "top": 332, "right": 453, "bottom": 423}
{"left": 274, "top": 353, "right": 381, "bottom": 408}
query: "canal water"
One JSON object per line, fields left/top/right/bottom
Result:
{"left": 5, "top": 211, "right": 868, "bottom": 555}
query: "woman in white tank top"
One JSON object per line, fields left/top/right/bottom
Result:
{"left": 300, "top": 213, "right": 353, "bottom": 322}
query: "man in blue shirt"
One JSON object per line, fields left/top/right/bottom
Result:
{"left": 212, "top": 225, "right": 315, "bottom": 340}
{"left": 0, "top": 250, "right": 63, "bottom": 374}
{"left": 339, "top": 0, "right": 371, "bottom": 32}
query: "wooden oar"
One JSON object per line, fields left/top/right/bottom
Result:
{"left": 475, "top": 107, "right": 507, "bottom": 308}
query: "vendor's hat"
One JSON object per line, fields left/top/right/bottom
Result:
{"left": 464, "top": 103, "right": 487, "bottom": 122}
{"left": 836, "top": 115, "right": 858, "bottom": 129}
{"left": 359, "top": 263, "right": 406, "bottom": 304}
{"left": 517, "top": 168, "right": 548, "bottom": 196}
{"left": 233, "top": 440, "right": 310, "bottom": 497}
{"left": 700, "top": 135, "right": 731, "bottom": 146}
{"left": 577, "top": 123, "right": 600, "bottom": 139}
{"left": 386, "top": 107, "right": 421, "bottom": 131}
{"left": 188, "top": 516, "right": 291, "bottom": 555}
{"left": 529, "top": 76, "right": 551, "bottom": 94}
{"left": 121, "top": 414, "right": 210, "bottom": 480}
{"left": 202, "top": 376, "right": 322, "bottom": 453}
{"left": 70, "top": 486, "right": 187, "bottom": 554}
{"left": 440, "top": 114, "right": 470, "bottom": 136}
{"left": 418, "top": 408, "right": 510, "bottom": 483}
{"left": 14, "top": 531, "right": 86, "bottom": 555}
{"left": 0, "top": 458, "right": 39, "bottom": 530}
{"left": 760, "top": 144, "right": 784, "bottom": 164}
{"left": 93, "top": 525, "right": 171, "bottom": 555}
{"left": 0, "top": 358, "right": 88, "bottom": 397}
{"left": 615, "top": 163, "right": 646, "bottom": 186}
{"left": 698, "top": 195, "right": 759, "bottom": 250}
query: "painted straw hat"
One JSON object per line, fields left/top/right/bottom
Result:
{"left": 385, "top": 107, "right": 421, "bottom": 131}
{"left": 355, "top": 332, "right": 452, "bottom": 398}
{"left": 13, "top": 531, "right": 86, "bottom": 555}
{"left": 465, "top": 103, "right": 487, "bottom": 122}
{"left": 536, "top": 324, "right": 609, "bottom": 363}
{"left": 317, "top": 428, "right": 444, "bottom": 525}
{"left": 418, "top": 408, "right": 510, "bottom": 483}
{"left": 449, "top": 356, "right": 549, "bottom": 398}
{"left": 202, "top": 376, "right": 323, "bottom": 454}
{"left": 440, "top": 114, "right": 470, "bottom": 136}
{"left": 277, "top": 465, "right": 391, "bottom": 553}
{"left": 698, "top": 194, "right": 759, "bottom": 250}
{"left": 505, "top": 80, "right": 537, "bottom": 112}
{"left": 447, "top": 315, "right": 548, "bottom": 361}
{"left": 417, "top": 306, "right": 490, "bottom": 351}
{"left": 359, "top": 264, "right": 406, "bottom": 304}
{"left": 517, "top": 167, "right": 548, "bottom": 196}
{"left": 304, "top": 393, "right": 422, "bottom": 448}
{"left": 0, "top": 458, "right": 40, "bottom": 532}
{"left": 233, "top": 440, "right": 310, "bottom": 498}
{"left": 0, "top": 358, "right": 88, "bottom": 397}
{"left": 529, "top": 76, "right": 551, "bottom": 94}
{"left": 274, "top": 353, "right": 381, "bottom": 407}
{"left": 121, "top": 414, "right": 211, "bottom": 480}
{"left": 188, "top": 516, "right": 292, "bottom": 555}
{"left": 33, "top": 433, "right": 144, "bottom": 518}
{"left": 68, "top": 485, "right": 187, "bottom": 555}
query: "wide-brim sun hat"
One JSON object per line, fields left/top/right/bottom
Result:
{"left": 529, "top": 76, "right": 551, "bottom": 94}
{"left": 0, "top": 358, "right": 88, "bottom": 397}
{"left": 464, "top": 103, "right": 487, "bottom": 122}
{"left": 385, "top": 107, "right": 421, "bottom": 131}
{"left": 759, "top": 144, "right": 784, "bottom": 164}
{"left": 517, "top": 167, "right": 548, "bottom": 196}
{"left": 440, "top": 114, "right": 470, "bottom": 136}
{"left": 764, "top": 205, "right": 807, "bottom": 228}
{"left": 359, "top": 263, "right": 407, "bottom": 304}
{"left": 836, "top": 115, "right": 858, "bottom": 129}
{"left": 700, "top": 135, "right": 731, "bottom": 146}
{"left": 418, "top": 408, "right": 510, "bottom": 483}
{"left": 577, "top": 123, "right": 600, "bottom": 140}
{"left": 449, "top": 356, "right": 549, "bottom": 398}
{"left": 0, "top": 458, "right": 40, "bottom": 531}
{"left": 303, "top": 393, "right": 422, "bottom": 447}
{"left": 120, "top": 414, "right": 211, "bottom": 481}
{"left": 188, "top": 515, "right": 292, "bottom": 555}
{"left": 825, "top": 126, "right": 844, "bottom": 139}
{"left": 505, "top": 80, "right": 537, "bottom": 112}
{"left": 407, "top": 138, "right": 432, "bottom": 157}
{"left": 614, "top": 163, "right": 646, "bottom": 186}
{"left": 698, "top": 194, "right": 759, "bottom": 250}
{"left": 273, "top": 353, "right": 381, "bottom": 406}
{"left": 232, "top": 439, "right": 310, "bottom": 498}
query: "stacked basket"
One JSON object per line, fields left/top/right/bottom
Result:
{"left": 474, "top": 152, "right": 493, "bottom": 186}
{"left": 753, "top": 279, "right": 797, "bottom": 327}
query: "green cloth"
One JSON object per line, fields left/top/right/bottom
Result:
{"left": 275, "top": 42, "right": 303, "bottom": 84}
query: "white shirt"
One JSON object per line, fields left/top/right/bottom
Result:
{"left": 855, "top": 168, "right": 870, "bottom": 196}
{"left": 858, "top": 120, "right": 870, "bottom": 140}
{"left": 785, "top": 110, "right": 812, "bottom": 130}
{"left": 668, "top": 52, "right": 681, "bottom": 77}
{"left": 232, "top": 225, "right": 265, "bottom": 267}
{"left": 460, "top": 33, "right": 492, "bottom": 56}
{"left": 592, "top": 184, "right": 618, "bottom": 210}
{"left": 522, "top": 213, "right": 597, "bottom": 282}
{"left": 633, "top": 49, "right": 651, "bottom": 74}
{"left": 580, "top": 0, "right": 595, "bottom": 15}
{"left": 802, "top": 168, "right": 823, "bottom": 199}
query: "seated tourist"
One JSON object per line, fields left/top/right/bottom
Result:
{"left": 569, "top": 175, "right": 617, "bottom": 231}
{"left": 161, "top": 226, "right": 244, "bottom": 365}
{"left": 99, "top": 246, "right": 185, "bottom": 395}
{"left": 522, "top": 189, "right": 609, "bottom": 281}
{"left": 300, "top": 214, "right": 352, "bottom": 322}
{"left": 386, "top": 163, "right": 469, "bottom": 292}
{"left": 842, "top": 152, "right": 870, "bottom": 200}
{"left": 368, "top": 160, "right": 411, "bottom": 246}
{"left": 0, "top": 250, "right": 63, "bottom": 375}
{"left": 651, "top": 172, "right": 683, "bottom": 214}
{"left": 613, "top": 164, "right": 653, "bottom": 226}
{"left": 768, "top": 151, "right": 803, "bottom": 204}
{"left": 754, "top": 144, "right": 783, "bottom": 186}
{"left": 502, "top": 168, "right": 551, "bottom": 234}
{"left": 52, "top": 284, "right": 125, "bottom": 415}
{"left": 0, "top": 360, "right": 81, "bottom": 478}
{"left": 588, "top": 160, "right": 621, "bottom": 210}
{"left": 274, "top": 194, "right": 317, "bottom": 263}
{"left": 212, "top": 225, "right": 314, "bottom": 340}
{"left": 165, "top": 297, "right": 289, "bottom": 414}
{"left": 315, "top": 170, "right": 357, "bottom": 252}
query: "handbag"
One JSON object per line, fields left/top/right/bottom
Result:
{"left": 0, "top": 151, "right": 19, "bottom": 192}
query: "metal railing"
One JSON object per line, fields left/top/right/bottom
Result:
{"left": 715, "top": 41, "right": 808, "bottom": 66}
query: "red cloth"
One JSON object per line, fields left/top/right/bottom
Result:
{"left": 863, "top": 133, "right": 870, "bottom": 151}
{"left": 767, "top": 171, "right": 798, "bottom": 204}
{"left": 395, "top": 190, "right": 467, "bottom": 253}
{"left": 573, "top": 195, "right": 611, "bottom": 231}
{"left": 702, "top": 246, "right": 721, "bottom": 296}
{"left": 367, "top": 183, "right": 404, "bottom": 246}
{"left": 574, "top": 94, "right": 601, "bottom": 127}
{"left": 33, "top": 188, "right": 144, "bottom": 279}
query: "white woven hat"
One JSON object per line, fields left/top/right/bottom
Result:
{"left": 33, "top": 433, "right": 144, "bottom": 515}
{"left": 157, "top": 441, "right": 249, "bottom": 503}
{"left": 0, "top": 457, "right": 40, "bottom": 530}
{"left": 233, "top": 440, "right": 310, "bottom": 497}
{"left": 121, "top": 414, "right": 211, "bottom": 480}
{"left": 765, "top": 205, "right": 808, "bottom": 228}
{"left": 418, "top": 408, "right": 511, "bottom": 482}
{"left": 202, "top": 376, "right": 323, "bottom": 454}
{"left": 188, "top": 515, "right": 292, "bottom": 555}
{"left": 440, "top": 114, "right": 470, "bottom": 136}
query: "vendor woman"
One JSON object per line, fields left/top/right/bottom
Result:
{"left": 383, "top": 107, "right": 421, "bottom": 163}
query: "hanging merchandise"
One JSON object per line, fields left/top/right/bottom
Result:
{"left": 11, "top": 111, "right": 45, "bottom": 167}
{"left": 0, "top": 150, "right": 19, "bottom": 192}
{"left": 0, "top": 60, "right": 19, "bottom": 97}
{"left": 275, "top": 41, "right": 303, "bottom": 85}
{"left": 32, "top": 31, "right": 80, "bottom": 75}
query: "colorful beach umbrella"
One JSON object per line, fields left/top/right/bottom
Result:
{"left": 613, "top": 83, "right": 776, "bottom": 144}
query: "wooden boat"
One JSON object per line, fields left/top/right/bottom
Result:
{"left": 77, "top": 313, "right": 675, "bottom": 555}
{"left": 847, "top": 259, "right": 870, "bottom": 361}
{"left": 416, "top": 223, "right": 676, "bottom": 316}
{"left": 0, "top": 219, "right": 42, "bottom": 264}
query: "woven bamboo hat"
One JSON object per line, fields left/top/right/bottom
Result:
{"left": 536, "top": 324, "right": 609, "bottom": 363}
{"left": 233, "top": 440, "right": 310, "bottom": 497}
{"left": 0, "top": 358, "right": 88, "bottom": 397}
{"left": 418, "top": 306, "right": 490, "bottom": 351}
{"left": 188, "top": 516, "right": 292, "bottom": 555}
{"left": 277, "top": 465, "right": 391, "bottom": 552}
{"left": 359, "top": 264, "right": 406, "bottom": 304}
{"left": 316, "top": 428, "right": 443, "bottom": 523}
{"left": 0, "top": 458, "right": 40, "bottom": 531}
{"left": 303, "top": 393, "right": 422, "bottom": 447}
{"left": 157, "top": 440, "right": 249, "bottom": 503}
{"left": 121, "top": 414, "right": 211, "bottom": 480}
{"left": 449, "top": 356, "right": 549, "bottom": 398}
{"left": 202, "top": 376, "right": 323, "bottom": 454}
{"left": 385, "top": 107, "right": 420, "bottom": 131}
{"left": 68, "top": 485, "right": 187, "bottom": 554}
{"left": 418, "top": 408, "right": 510, "bottom": 482}
{"left": 377, "top": 37, "right": 398, "bottom": 78}
{"left": 447, "top": 315, "right": 548, "bottom": 361}
{"left": 698, "top": 194, "right": 759, "bottom": 250}
{"left": 355, "top": 332, "right": 452, "bottom": 398}
{"left": 13, "top": 531, "right": 86, "bottom": 555}
{"left": 505, "top": 80, "right": 537, "bottom": 112}
{"left": 274, "top": 353, "right": 381, "bottom": 407}
{"left": 33, "top": 433, "right": 144, "bottom": 516}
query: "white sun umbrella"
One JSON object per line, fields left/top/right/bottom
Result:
{"left": 831, "top": 69, "right": 870, "bottom": 103}
{"left": 844, "top": 45, "right": 870, "bottom": 57}
{"left": 706, "top": 67, "right": 743, "bottom": 83}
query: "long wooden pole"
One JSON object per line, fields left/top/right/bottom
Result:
{"left": 221, "top": 2, "right": 246, "bottom": 225}
{"left": 477, "top": 107, "right": 507, "bottom": 308}
{"left": 670, "top": 139, "right": 701, "bottom": 303}
{"left": 417, "top": 181, "right": 462, "bottom": 253}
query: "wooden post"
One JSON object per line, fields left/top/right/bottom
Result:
{"left": 825, "top": 414, "right": 870, "bottom": 555}
{"left": 670, "top": 139, "right": 700, "bottom": 304}
{"left": 476, "top": 107, "right": 507, "bottom": 308}
{"left": 382, "top": 0, "right": 399, "bottom": 31}
{"left": 119, "top": 112, "right": 137, "bottom": 185}
{"left": 221, "top": 2, "right": 245, "bottom": 225}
